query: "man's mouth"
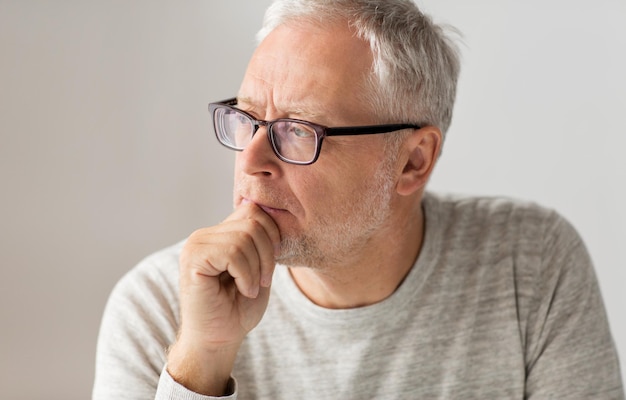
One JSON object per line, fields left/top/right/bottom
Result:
{"left": 242, "top": 197, "right": 287, "bottom": 215}
{"left": 258, "top": 204, "right": 282, "bottom": 214}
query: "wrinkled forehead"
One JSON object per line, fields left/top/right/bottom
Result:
{"left": 238, "top": 21, "right": 378, "bottom": 125}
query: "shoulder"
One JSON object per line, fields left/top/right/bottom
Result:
{"left": 422, "top": 191, "right": 591, "bottom": 301}
{"left": 94, "top": 241, "right": 185, "bottom": 398}
{"left": 423, "top": 191, "right": 579, "bottom": 249}
{"left": 424, "top": 191, "right": 556, "bottom": 223}
{"left": 102, "top": 240, "right": 184, "bottom": 337}
{"left": 114, "top": 240, "right": 184, "bottom": 298}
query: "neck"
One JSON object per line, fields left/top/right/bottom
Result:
{"left": 288, "top": 196, "right": 425, "bottom": 309}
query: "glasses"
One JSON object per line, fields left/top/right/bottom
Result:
{"left": 208, "top": 98, "right": 421, "bottom": 165}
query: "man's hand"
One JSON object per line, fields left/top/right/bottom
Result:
{"left": 167, "top": 201, "right": 280, "bottom": 396}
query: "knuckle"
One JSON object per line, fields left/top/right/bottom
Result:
{"left": 223, "top": 242, "right": 244, "bottom": 259}
{"left": 243, "top": 218, "right": 264, "bottom": 234}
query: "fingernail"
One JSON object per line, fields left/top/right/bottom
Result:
{"left": 249, "top": 285, "right": 260, "bottom": 298}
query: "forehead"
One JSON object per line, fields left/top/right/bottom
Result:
{"left": 238, "top": 20, "right": 377, "bottom": 125}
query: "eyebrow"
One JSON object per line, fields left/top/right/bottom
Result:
{"left": 236, "top": 95, "right": 322, "bottom": 121}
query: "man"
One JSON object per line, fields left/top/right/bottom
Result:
{"left": 93, "top": 0, "right": 624, "bottom": 399}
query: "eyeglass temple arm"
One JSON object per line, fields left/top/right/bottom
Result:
{"left": 325, "top": 124, "right": 421, "bottom": 136}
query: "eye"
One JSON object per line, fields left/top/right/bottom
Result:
{"left": 235, "top": 112, "right": 250, "bottom": 124}
{"left": 290, "top": 123, "right": 316, "bottom": 139}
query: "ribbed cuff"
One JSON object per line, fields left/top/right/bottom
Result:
{"left": 155, "top": 364, "right": 237, "bottom": 400}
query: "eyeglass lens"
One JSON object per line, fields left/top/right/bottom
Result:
{"left": 214, "top": 106, "right": 319, "bottom": 164}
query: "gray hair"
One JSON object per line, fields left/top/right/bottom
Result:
{"left": 256, "top": 0, "right": 462, "bottom": 141}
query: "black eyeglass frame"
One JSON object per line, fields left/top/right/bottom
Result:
{"left": 208, "top": 97, "right": 422, "bottom": 165}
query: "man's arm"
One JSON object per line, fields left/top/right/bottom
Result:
{"left": 93, "top": 202, "right": 280, "bottom": 399}
{"left": 166, "top": 201, "right": 279, "bottom": 396}
{"left": 92, "top": 244, "right": 180, "bottom": 399}
{"left": 524, "top": 212, "right": 624, "bottom": 399}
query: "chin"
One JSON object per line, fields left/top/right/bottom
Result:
{"left": 275, "top": 236, "right": 316, "bottom": 267}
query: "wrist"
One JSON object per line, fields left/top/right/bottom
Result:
{"left": 166, "top": 339, "right": 240, "bottom": 396}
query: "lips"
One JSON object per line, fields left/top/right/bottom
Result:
{"left": 258, "top": 204, "right": 281, "bottom": 213}
{"left": 241, "top": 197, "right": 287, "bottom": 214}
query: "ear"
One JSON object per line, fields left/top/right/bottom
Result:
{"left": 396, "top": 126, "right": 442, "bottom": 196}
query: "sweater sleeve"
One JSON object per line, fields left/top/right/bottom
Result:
{"left": 524, "top": 212, "right": 624, "bottom": 399}
{"left": 155, "top": 367, "right": 237, "bottom": 400}
{"left": 92, "top": 244, "right": 239, "bottom": 399}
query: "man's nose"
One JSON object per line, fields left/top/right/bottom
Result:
{"left": 237, "top": 126, "right": 281, "bottom": 176}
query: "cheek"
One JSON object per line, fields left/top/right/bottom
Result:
{"left": 288, "top": 175, "right": 330, "bottom": 225}
{"left": 296, "top": 169, "right": 369, "bottom": 217}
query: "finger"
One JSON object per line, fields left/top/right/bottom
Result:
{"left": 222, "top": 217, "right": 277, "bottom": 293}
{"left": 185, "top": 203, "right": 280, "bottom": 296}
{"left": 241, "top": 217, "right": 276, "bottom": 288}
{"left": 228, "top": 202, "right": 282, "bottom": 248}
{"left": 182, "top": 228, "right": 261, "bottom": 298}
{"left": 228, "top": 203, "right": 281, "bottom": 286}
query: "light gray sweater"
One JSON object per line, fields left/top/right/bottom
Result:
{"left": 93, "top": 192, "right": 624, "bottom": 399}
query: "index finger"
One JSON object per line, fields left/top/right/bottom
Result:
{"left": 228, "top": 201, "right": 281, "bottom": 285}
{"left": 227, "top": 201, "right": 281, "bottom": 245}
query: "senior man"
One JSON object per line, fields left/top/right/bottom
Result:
{"left": 93, "top": 0, "right": 624, "bottom": 399}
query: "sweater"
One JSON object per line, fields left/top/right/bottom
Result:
{"left": 93, "top": 192, "right": 624, "bottom": 399}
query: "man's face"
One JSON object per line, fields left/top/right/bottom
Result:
{"left": 233, "top": 21, "right": 400, "bottom": 268}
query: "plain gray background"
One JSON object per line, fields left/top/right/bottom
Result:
{"left": 1, "top": 1, "right": 624, "bottom": 398}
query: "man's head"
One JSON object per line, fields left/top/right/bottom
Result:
{"left": 257, "top": 0, "right": 461, "bottom": 138}
{"left": 228, "top": 0, "right": 460, "bottom": 268}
